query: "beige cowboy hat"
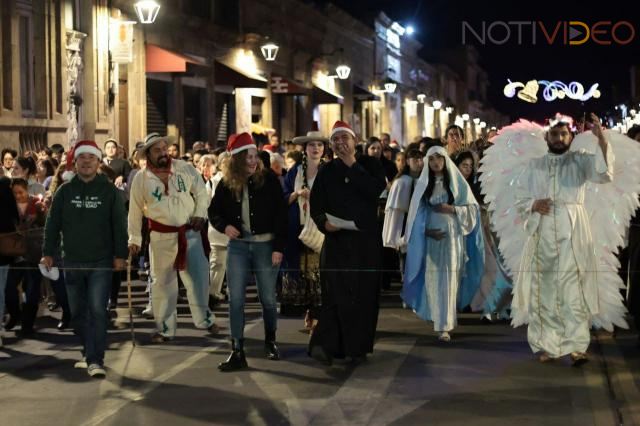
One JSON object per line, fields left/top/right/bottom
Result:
{"left": 140, "top": 132, "right": 177, "bottom": 153}
{"left": 292, "top": 131, "right": 329, "bottom": 145}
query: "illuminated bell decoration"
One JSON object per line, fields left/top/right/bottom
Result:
{"left": 517, "top": 80, "right": 539, "bottom": 103}
{"left": 335, "top": 65, "right": 351, "bottom": 80}
{"left": 384, "top": 82, "right": 397, "bottom": 93}
{"left": 432, "top": 100, "right": 442, "bottom": 110}
{"left": 134, "top": 0, "right": 161, "bottom": 24}
{"left": 417, "top": 94, "right": 426, "bottom": 103}
{"left": 260, "top": 43, "right": 279, "bottom": 61}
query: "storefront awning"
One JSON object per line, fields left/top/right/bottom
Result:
{"left": 145, "top": 44, "right": 267, "bottom": 88}
{"left": 271, "top": 74, "right": 309, "bottom": 95}
{"left": 312, "top": 85, "right": 343, "bottom": 104}
{"left": 215, "top": 61, "right": 267, "bottom": 88}
{"left": 145, "top": 44, "right": 206, "bottom": 73}
{"left": 353, "top": 85, "right": 380, "bottom": 101}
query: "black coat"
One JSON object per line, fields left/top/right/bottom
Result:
{"left": 308, "top": 156, "right": 387, "bottom": 357}
{"left": 104, "top": 158, "right": 132, "bottom": 180}
{"left": 0, "top": 177, "right": 19, "bottom": 266}
{"left": 208, "top": 170, "right": 287, "bottom": 253}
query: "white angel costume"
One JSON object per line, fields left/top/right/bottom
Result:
{"left": 480, "top": 120, "right": 640, "bottom": 357}
{"left": 402, "top": 146, "right": 484, "bottom": 332}
{"left": 382, "top": 174, "right": 415, "bottom": 252}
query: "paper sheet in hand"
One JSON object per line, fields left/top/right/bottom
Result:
{"left": 326, "top": 213, "right": 359, "bottom": 231}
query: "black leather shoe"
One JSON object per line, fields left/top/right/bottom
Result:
{"left": 265, "top": 340, "right": 280, "bottom": 361}
{"left": 218, "top": 350, "right": 248, "bottom": 372}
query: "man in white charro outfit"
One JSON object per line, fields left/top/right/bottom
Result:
{"left": 128, "top": 133, "right": 218, "bottom": 342}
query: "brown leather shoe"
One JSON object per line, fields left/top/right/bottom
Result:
{"left": 570, "top": 352, "right": 588, "bottom": 367}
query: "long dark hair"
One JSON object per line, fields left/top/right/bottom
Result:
{"left": 453, "top": 150, "right": 476, "bottom": 184}
{"left": 394, "top": 148, "right": 422, "bottom": 181}
{"left": 424, "top": 158, "right": 454, "bottom": 205}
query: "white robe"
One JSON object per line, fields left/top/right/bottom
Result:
{"left": 382, "top": 175, "right": 414, "bottom": 251}
{"left": 514, "top": 144, "right": 614, "bottom": 357}
{"left": 422, "top": 178, "right": 477, "bottom": 331}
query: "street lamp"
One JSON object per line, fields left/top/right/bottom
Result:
{"left": 134, "top": 0, "right": 161, "bottom": 24}
{"left": 260, "top": 42, "right": 279, "bottom": 61}
{"left": 335, "top": 64, "right": 351, "bottom": 80}
{"left": 384, "top": 81, "right": 397, "bottom": 93}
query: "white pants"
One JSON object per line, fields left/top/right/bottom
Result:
{"left": 149, "top": 230, "right": 214, "bottom": 337}
{"left": 209, "top": 244, "right": 227, "bottom": 299}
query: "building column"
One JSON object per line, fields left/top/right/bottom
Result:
{"left": 65, "top": 30, "right": 86, "bottom": 149}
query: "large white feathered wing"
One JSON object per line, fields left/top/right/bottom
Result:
{"left": 479, "top": 120, "right": 547, "bottom": 295}
{"left": 571, "top": 130, "right": 640, "bottom": 331}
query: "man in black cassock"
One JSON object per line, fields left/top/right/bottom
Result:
{"left": 308, "top": 121, "right": 386, "bottom": 364}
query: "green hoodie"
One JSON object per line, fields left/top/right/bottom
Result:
{"left": 43, "top": 174, "right": 128, "bottom": 262}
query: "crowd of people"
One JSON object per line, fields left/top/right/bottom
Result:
{"left": 1, "top": 116, "right": 639, "bottom": 378}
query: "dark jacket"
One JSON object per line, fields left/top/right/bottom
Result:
{"left": 104, "top": 157, "right": 132, "bottom": 180}
{"left": 208, "top": 170, "right": 287, "bottom": 253}
{"left": 0, "top": 177, "right": 19, "bottom": 266}
{"left": 43, "top": 174, "right": 128, "bottom": 262}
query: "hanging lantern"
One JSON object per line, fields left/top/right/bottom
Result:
{"left": 384, "top": 82, "right": 397, "bottom": 93}
{"left": 335, "top": 65, "right": 351, "bottom": 80}
{"left": 432, "top": 100, "right": 442, "bottom": 110}
{"left": 134, "top": 0, "right": 161, "bottom": 24}
{"left": 260, "top": 42, "right": 279, "bottom": 61}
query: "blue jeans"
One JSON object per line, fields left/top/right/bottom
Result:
{"left": 64, "top": 260, "right": 112, "bottom": 365}
{"left": 226, "top": 240, "right": 279, "bottom": 341}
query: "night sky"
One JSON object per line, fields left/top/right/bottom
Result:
{"left": 318, "top": 0, "right": 640, "bottom": 122}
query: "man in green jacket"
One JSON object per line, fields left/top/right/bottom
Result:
{"left": 42, "top": 140, "right": 128, "bottom": 378}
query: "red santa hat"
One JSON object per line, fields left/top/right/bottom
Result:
{"left": 62, "top": 140, "right": 102, "bottom": 181}
{"left": 262, "top": 144, "right": 275, "bottom": 153}
{"left": 226, "top": 132, "right": 257, "bottom": 156}
{"left": 330, "top": 120, "right": 356, "bottom": 140}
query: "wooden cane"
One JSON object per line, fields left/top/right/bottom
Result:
{"left": 126, "top": 255, "right": 136, "bottom": 346}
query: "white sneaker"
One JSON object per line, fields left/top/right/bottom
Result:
{"left": 88, "top": 363, "right": 106, "bottom": 378}
{"left": 438, "top": 332, "right": 451, "bottom": 342}
{"left": 74, "top": 357, "right": 88, "bottom": 369}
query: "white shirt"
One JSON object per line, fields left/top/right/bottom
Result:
{"left": 128, "top": 159, "right": 209, "bottom": 246}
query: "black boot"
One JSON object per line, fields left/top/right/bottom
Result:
{"left": 18, "top": 303, "right": 38, "bottom": 336}
{"left": 264, "top": 330, "right": 280, "bottom": 361}
{"left": 218, "top": 339, "right": 248, "bottom": 372}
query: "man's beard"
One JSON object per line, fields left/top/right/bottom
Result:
{"left": 151, "top": 155, "right": 170, "bottom": 168}
{"left": 547, "top": 141, "right": 570, "bottom": 155}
